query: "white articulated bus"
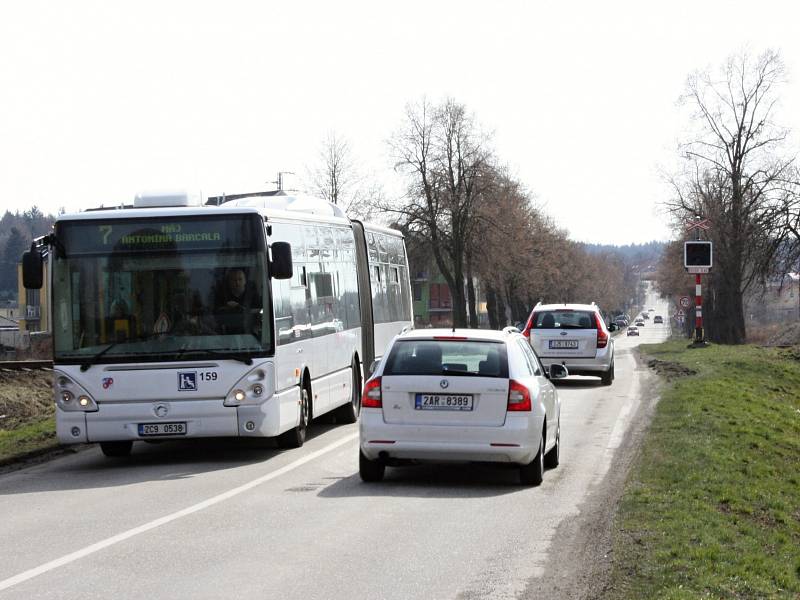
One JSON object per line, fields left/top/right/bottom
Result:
{"left": 23, "top": 190, "right": 412, "bottom": 457}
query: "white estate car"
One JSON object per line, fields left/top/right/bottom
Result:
{"left": 359, "top": 328, "right": 567, "bottom": 485}
{"left": 522, "top": 302, "right": 615, "bottom": 385}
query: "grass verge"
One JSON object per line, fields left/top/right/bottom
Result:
{"left": 609, "top": 339, "right": 800, "bottom": 599}
{"left": 0, "top": 417, "right": 60, "bottom": 466}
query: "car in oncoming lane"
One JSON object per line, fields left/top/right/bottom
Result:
{"left": 359, "top": 328, "right": 567, "bottom": 486}
{"left": 635, "top": 318, "right": 645, "bottom": 327}
{"left": 653, "top": 315, "right": 664, "bottom": 324}
{"left": 627, "top": 326, "right": 639, "bottom": 336}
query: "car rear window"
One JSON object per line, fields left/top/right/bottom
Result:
{"left": 384, "top": 340, "right": 509, "bottom": 378}
{"left": 532, "top": 310, "right": 597, "bottom": 330}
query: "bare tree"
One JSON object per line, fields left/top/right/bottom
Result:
{"left": 387, "top": 98, "right": 493, "bottom": 327}
{"left": 666, "top": 50, "right": 794, "bottom": 343}
{"left": 305, "top": 131, "right": 381, "bottom": 219}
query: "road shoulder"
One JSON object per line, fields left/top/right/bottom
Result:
{"left": 521, "top": 347, "right": 662, "bottom": 600}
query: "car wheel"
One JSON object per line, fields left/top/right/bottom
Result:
{"left": 544, "top": 423, "right": 560, "bottom": 469}
{"left": 334, "top": 360, "right": 361, "bottom": 424}
{"left": 519, "top": 435, "right": 544, "bottom": 486}
{"left": 359, "top": 450, "right": 385, "bottom": 482}
{"left": 278, "top": 385, "right": 310, "bottom": 448}
{"left": 100, "top": 441, "right": 133, "bottom": 457}
{"left": 601, "top": 363, "right": 614, "bottom": 386}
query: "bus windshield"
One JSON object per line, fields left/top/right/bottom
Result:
{"left": 52, "top": 214, "right": 273, "bottom": 364}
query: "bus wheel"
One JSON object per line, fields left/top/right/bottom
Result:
{"left": 334, "top": 360, "right": 361, "bottom": 424}
{"left": 100, "top": 441, "right": 133, "bottom": 457}
{"left": 278, "top": 384, "right": 310, "bottom": 448}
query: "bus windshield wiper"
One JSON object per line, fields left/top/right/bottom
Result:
{"left": 173, "top": 348, "right": 254, "bottom": 365}
{"left": 80, "top": 343, "right": 120, "bottom": 372}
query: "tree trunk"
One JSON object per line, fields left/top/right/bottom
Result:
{"left": 709, "top": 271, "right": 746, "bottom": 343}
{"left": 466, "top": 266, "right": 478, "bottom": 328}
{"left": 497, "top": 289, "right": 508, "bottom": 328}
{"left": 486, "top": 285, "right": 499, "bottom": 330}
{"left": 451, "top": 283, "right": 468, "bottom": 328}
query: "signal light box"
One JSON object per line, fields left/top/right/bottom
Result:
{"left": 684, "top": 240, "right": 712, "bottom": 273}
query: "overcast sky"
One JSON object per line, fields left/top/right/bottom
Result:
{"left": 1, "top": 0, "right": 799, "bottom": 245}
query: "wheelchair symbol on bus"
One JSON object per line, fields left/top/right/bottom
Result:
{"left": 178, "top": 372, "right": 197, "bottom": 391}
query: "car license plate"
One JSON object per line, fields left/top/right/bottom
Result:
{"left": 138, "top": 422, "right": 187, "bottom": 436}
{"left": 414, "top": 394, "right": 473, "bottom": 411}
{"left": 549, "top": 340, "right": 579, "bottom": 349}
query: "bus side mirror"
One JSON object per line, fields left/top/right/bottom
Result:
{"left": 368, "top": 359, "right": 380, "bottom": 375}
{"left": 22, "top": 244, "right": 43, "bottom": 289}
{"left": 270, "top": 242, "right": 293, "bottom": 280}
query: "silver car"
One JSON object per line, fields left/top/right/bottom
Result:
{"left": 522, "top": 302, "right": 615, "bottom": 385}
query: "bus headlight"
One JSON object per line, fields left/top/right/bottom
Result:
{"left": 224, "top": 364, "right": 274, "bottom": 406}
{"left": 55, "top": 372, "right": 99, "bottom": 412}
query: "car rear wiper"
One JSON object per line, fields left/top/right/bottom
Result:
{"left": 440, "top": 369, "right": 482, "bottom": 377}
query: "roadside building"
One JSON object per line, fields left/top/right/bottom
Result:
{"left": 746, "top": 273, "right": 800, "bottom": 324}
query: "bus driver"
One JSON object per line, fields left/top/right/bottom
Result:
{"left": 215, "top": 268, "right": 261, "bottom": 335}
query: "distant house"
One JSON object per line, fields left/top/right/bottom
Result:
{"left": 746, "top": 273, "right": 799, "bottom": 324}
{"left": 411, "top": 267, "right": 488, "bottom": 328}
{"left": 0, "top": 300, "right": 18, "bottom": 321}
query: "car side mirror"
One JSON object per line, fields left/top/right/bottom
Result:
{"left": 548, "top": 363, "right": 568, "bottom": 379}
{"left": 608, "top": 323, "right": 617, "bottom": 332}
{"left": 368, "top": 359, "right": 380, "bottom": 375}
{"left": 22, "top": 244, "right": 43, "bottom": 289}
{"left": 269, "top": 242, "right": 293, "bottom": 280}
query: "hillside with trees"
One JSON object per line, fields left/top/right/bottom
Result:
{"left": 0, "top": 207, "right": 56, "bottom": 303}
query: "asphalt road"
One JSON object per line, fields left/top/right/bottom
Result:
{"left": 0, "top": 295, "right": 671, "bottom": 600}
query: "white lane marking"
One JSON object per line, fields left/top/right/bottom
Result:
{"left": 0, "top": 432, "right": 358, "bottom": 592}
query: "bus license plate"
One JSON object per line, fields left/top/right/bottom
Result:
{"left": 138, "top": 422, "right": 187, "bottom": 436}
{"left": 414, "top": 394, "right": 473, "bottom": 411}
{"left": 549, "top": 340, "right": 579, "bottom": 349}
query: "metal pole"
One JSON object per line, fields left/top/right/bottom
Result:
{"left": 695, "top": 273, "right": 703, "bottom": 343}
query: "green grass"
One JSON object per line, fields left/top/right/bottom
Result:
{"left": 610, "top": 340, "right": 800, "bottom": 599}
{"left": 0, "top": 417, "right": 59, "bottom": 465}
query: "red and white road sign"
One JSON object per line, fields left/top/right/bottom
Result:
{"left": 676, "top": 308, "right": 686, "bottom": 317}
{"left": 686, "top": 218, "right": 711, "bottom": 232}
{"left": 679, "top": 296, "right": 691, "bottom": 309}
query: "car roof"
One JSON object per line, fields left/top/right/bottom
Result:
{"left": 397, "top": 328, "right": 515, "bottom": 343}
{"left": 534, "top": 303, "right": 600, "bottom": 312}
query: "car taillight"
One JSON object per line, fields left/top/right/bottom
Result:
{"left": 507, "top": 380, "right": 532, "bottom": 411}
{"left": 362, "top": 377, "right": 382, "bottom": 408}
{"left": 522, "top": 312, "right": 536, "bottom": 338}
{"left": 595, "top": 313, "right": 608, "bottom": 348}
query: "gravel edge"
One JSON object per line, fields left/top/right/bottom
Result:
{"left": 521, "top": 347, "right": 663, "bottom": 600}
